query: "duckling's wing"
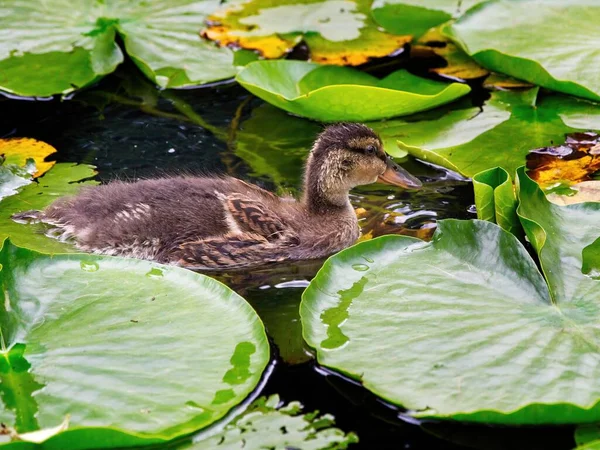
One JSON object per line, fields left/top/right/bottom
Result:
{"left": 173, "top": 232, "right": 292, "bottom": 269}
{"left": 226, "top": 195, "right": 294, "bottom": 242}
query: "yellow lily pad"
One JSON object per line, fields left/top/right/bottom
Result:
{"left": 0, "top": 138, "right": 56, "bottom": 177}
{"left": 202, "top": 0, "right": 411, "bottom": 66}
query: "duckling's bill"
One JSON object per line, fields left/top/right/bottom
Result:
{"left": 378, "top": 157, "right": 422, "bottom": 189}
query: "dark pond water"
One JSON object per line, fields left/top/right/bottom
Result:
{"left": 1, "top": 63, "right": 576, "bottom": 450}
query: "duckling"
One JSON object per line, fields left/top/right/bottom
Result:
{"left": 12, "top": 123, "right": 421, "bottom": 269}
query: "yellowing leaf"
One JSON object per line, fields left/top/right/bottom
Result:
{"left": 483, "top": 73, "right": 534, "bottom": 90}
{"left": 203, "top": 24, "right": 299, "bottom": 59}
{"left": 412, "top": 27, "right": 489, "bottom": 81}
{"left": 526, "top": 131, "right": 600, "bottom": 188}
{"left": 202, "top": 0, "right": 411, "bottom": 66}
{"left": 0, "top": 138, "right": 56, "bottom": 177}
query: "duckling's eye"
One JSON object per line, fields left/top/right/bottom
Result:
{"left": 365, "top": 145, "right": 376, "bottom": 155}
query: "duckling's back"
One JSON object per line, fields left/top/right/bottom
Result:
{"left": 28, "top": 176, "right": 279, "bottom": 262}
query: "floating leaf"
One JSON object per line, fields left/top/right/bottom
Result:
{"left": 203, "top": 0, "right": 411, "bottom": 66}
{"left": 0, "top": 163, "right": 98, "bottom": 253}
{"left": 0, "top": 138, "right": 56, "bottom": 178}
{"left": 301, "top": 169, "right": 600, "bottom": 424}
{"left": 236, "top": 60, "right": 470, "bottom": 122}
{"left": 447, "top": 0, "right": 600, "bottom": 101}
{"left": 371, "top": 0, "right": 483, "bottom": 38}
{"left": 387, "top": 88, "right": 600, "bottom": 177}
{"left": 0, "top": 239, "right": 269, "bottom": 448}
{"left": 526, "top": 131, "right": 600, "bottom": 189}
{"left": 472, "top": 167, "right": 520, "bottom": 237}
{"left": 189, "top": 395, "right": 357, "bottom": 449}
{"left": 0, "top": 0, "right": 235, "bottom": 97}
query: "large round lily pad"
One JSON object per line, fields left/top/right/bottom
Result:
{"left": 236, "top": 60, "right": 470, "bottom": 122}
{"left": 446, "top": 0, "right": 600, "bottom": 101}
{"left": 0, "top": 0, "right": 235, "bottom": 97}
{"left": 0, "top": 239, "right": 269, "bottom": 448}
{"left": 301, "top": 170, "right": 600, "bottom": 424}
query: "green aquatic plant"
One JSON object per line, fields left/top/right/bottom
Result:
{"left": 236, "top": 60, "right": 470, "bottom": 122}
{"left": 447, "top": 0, "right": 600, "bottom": 101}
{"left": 0, "top": 0, "right": 236, "bottom": 97}
{"left": 0, "top": 239, "right": 269, "bottom": 448}
{"left": 301, "top": 169, "right": 600, "bottom": 424}
{"left": 383, "top": 88, "right": 600, "bottom": 177}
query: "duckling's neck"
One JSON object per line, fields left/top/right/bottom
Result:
{"left": 301, "top": 154, "right": 352, "bottom": 214}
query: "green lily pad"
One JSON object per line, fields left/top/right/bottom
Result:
{"left": 472, "top": 167, "right": 520, "bottom": 237}
{"left": 189, "top": 395, "right": 357, "bottom": 449}
{"left": 0, "top": 0, "right": 235, "bottom": 97}
{"left": 576, "top": 425, "right": 600, "bottom": 449}
{"left": 371, "top": 0, "right": 483, "bottom": 38}
{"left": 387, "top": 88, "right": 600, "bottom": 177}
{"left": 0, "top": 163, "right": 98, "bottom": 254}
{"left": 446, "top": 0, "right": 600, "bottom": 101}
{"left": 0, "top": 239, "right": 269, "bottom": 448}
{"left": 236, "top": 60, "right": 470, "bottom": 122}
{"left": 301, "top": 169, "right": 600, "bottom": 424}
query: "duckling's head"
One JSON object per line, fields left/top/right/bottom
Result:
{"left": 303, "top": 123, "right": 422, "bottom": 211}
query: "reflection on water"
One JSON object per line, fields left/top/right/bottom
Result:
{"left": 2, "top": 64, "right": 560, "bottom": 450}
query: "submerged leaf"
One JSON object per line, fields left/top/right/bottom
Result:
{"left": 387, "top": 88, "right": 600, "bottom": 177}
{"left": 203, "top": 0, "right": 411, "bottom": 66}
{"left": 301, "top": 169, "right": 600, "bottom": 424}
{"left": 0, "top": 0, "right": 235, "bottom": 96}
{"left": 190, "top": 395, "right": 357, "bottom": 450}
{"left": 236, "top": 60, "right": 470, "bottom": 121}
{"left": 447, "top": 0, "right": 600, "bottom": 101}
{"left": 0, "top": 239, "right": 269, "bottom": 448}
